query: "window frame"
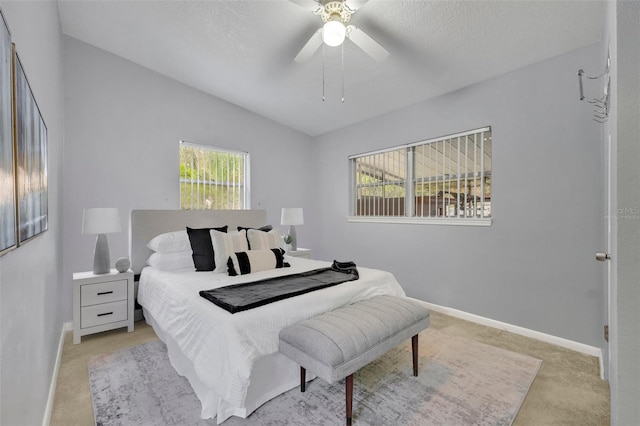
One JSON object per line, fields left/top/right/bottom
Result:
{"left": 348, "top": 127, "right": 492, "bottom": 226}
{"left": 179, "top": 141, "right": 250, "bottom": 210}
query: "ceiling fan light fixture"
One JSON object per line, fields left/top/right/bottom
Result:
{"left": 322, "top": 16, "right": 346, "bottom": 47}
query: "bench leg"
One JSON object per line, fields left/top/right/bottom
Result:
{"left": 346, "top": 374, "right": 353, "bottom": 426}
{"left": 300, "top": 367, "right": 306, "bottom": 392}
{"left": 412, "top": 334, "right": 419, "bottom": 377}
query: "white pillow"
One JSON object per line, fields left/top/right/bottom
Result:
{"left": 147, "top": 230, "right": 190, "bottom": 254}
{"left": 146, "top": 250, "right": 193, "bottom": 270}
{"left": 210, "top": 229, "right": 248, "bottom": 274}
{"left": 247, "top": 229, "right": 282, "bottom": 251}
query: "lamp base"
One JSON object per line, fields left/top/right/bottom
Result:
{"left": 289, "top": 225, "right": 298, "bottom": 251}
{"left": 93, "top": 234, "right": 111, "bottom": 274}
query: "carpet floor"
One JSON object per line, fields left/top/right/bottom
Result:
{"left": 88, "top": 328, "right": 541, "bottom": 425}
{"left": 51, "top": 311, "right": 610, "bottom": 425}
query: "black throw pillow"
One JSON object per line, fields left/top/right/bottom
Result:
{"left": 187, "top": 226, "right": 228, "bottom": 271}
{"left": 237, "top": 225, "right": 273, "bottom": 249}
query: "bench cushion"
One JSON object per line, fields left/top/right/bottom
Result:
{"left": 279, "top": 295, "right": 430, "bottom": 383}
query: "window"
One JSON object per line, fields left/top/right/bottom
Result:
{"left": 179, "top": 141, "right": 250, "bottom": 210}
{"left": 349, "top": 127, "right": 491, "bottom": 225}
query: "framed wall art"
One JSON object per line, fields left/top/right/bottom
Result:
{"left": 14, "top": 48, "right": 48, "bottom": 243}
{"left": 0, "top": 9, "right": 16, "bottom": 254}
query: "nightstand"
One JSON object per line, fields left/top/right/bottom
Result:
{"left": 73, "top": 269, "right": 134, "bottom": 344}
{"left": 287, "top": 248, "right": 312, "bottom": 259}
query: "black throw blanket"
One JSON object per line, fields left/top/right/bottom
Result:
{"left": 199, "top": 260, "right": 359, "bottom": 314}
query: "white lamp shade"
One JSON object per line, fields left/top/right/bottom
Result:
{"left": 281, "top": 208, "right": 304, "bottom": 226}
{"left": 82, "top": 207, "right": 121, "bottom": 235}
{"left": 323, "top": 20, "right": 346, "bottom": 47}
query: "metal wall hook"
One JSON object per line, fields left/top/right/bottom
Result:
{"left": 578, "top": 48, "right": 611, "bottom": 123}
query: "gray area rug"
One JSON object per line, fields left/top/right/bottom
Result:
{"left": 89, "top": 329, "right": 541, "bottom": 426}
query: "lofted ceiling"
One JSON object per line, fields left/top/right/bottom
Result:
{"left": 57, "top": 0, "right": 605, "bottom": 137}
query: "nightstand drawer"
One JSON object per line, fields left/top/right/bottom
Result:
{"left": 73, "top": 270, "right": 134, "bottom": 344}
{"left": 80, "top": 279, "right": 128, "bottom": 306}
{"left": 287, "top": 248, "right": 312, "bottom": 259}
{"left": 81, "top": 300, "right": 128, "bottom": 328}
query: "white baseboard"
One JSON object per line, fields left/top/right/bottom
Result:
{"left": 415, "top": 300, "right": 604, "bottom": 379}
{"left": 42, "top": 322, "right": 73, "bottom": 426}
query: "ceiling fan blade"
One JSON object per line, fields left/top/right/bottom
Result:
{"left": 344, "top": 0, "right": 370, "bottom": 12}
{"left": 347, "top": 26, "right": 389, "bottom": 62}
{"left": 289, "top": 0, "right": 322, "bottom": 13}
{"left": 294, "top": 29, "right": 323, "bottom": 63}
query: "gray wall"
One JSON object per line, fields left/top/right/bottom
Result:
{"left": 62, "top": 36, "right": 315, "bottom": 320}
{"left": 310, "top": 43, "right": 606, "bottom": 349}
{"left": 0, "top": 1, "right": 65, "bottom": 425}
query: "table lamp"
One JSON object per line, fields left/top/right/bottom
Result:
{"left": 281, "top": 208, "right": 304, "bottom": 251}
{"left": 82, "top": 207, "right": 121, "bottom": 274}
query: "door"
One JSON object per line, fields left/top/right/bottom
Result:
{"left": 601, "top": 133, "right": 616, "bottom": 382}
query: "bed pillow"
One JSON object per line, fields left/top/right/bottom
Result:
{"left": 147, "top": 230, "right": 190, "bottom": 253}
{"left": 247, "top": 229, "right": 282, "bottom": 251}
{"left": 210, "top": 229, "right": 249, "bottom": 274}
{"left": 146, "top": 250, "right": 193, "bottom": 270}
{"left": 227, "top": 248, "right": 289, "bottom": 276}
{"left": 237, "top": 225, "right": 273, "bottom": 249}
{"left": 187, "top": 226, "right": 228, "bottom": 271}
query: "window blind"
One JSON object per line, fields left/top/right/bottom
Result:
{"left": 350, "top": 127, "right": 491, "bottom": 221}
{"left": 179, "top": 141, "right": 250, "bottom": 210}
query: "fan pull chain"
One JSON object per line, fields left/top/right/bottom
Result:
{"left": 341, "top": 42, "right": 345, "bottom": 103}
{"left": 320, "top": 41, "right": 346, "bottom": 103}
{"left": 322, "top": 42, "right": 326, "bottom": 102}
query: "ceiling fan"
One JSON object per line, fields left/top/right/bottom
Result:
{"left": 291, "top": 0, "right": 389, "bottom": 63}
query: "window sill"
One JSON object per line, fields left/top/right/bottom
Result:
{"left": 346, "top": 216, "right": 492, "bottom": 226}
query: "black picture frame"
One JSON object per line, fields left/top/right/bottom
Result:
{"left": 0, "top": 9, "right": 16, "bottom": 254}
{"left": 14, "top": 48, "right": 48, "bottom": 243}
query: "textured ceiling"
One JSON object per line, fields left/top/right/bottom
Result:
{"left": 57, "top": 0, "right": 605, "bottom": 136}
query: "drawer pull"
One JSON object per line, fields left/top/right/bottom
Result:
{"left": 97, "top": 312, "right": 113, "bottom": 317}
{"left": 97, "top": 291, "right": 114, "bottom": 296}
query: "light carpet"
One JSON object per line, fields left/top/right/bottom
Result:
{"left": 88, "top": 329, "right": 541, "bottom": 426}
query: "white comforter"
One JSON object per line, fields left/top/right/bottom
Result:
{"left": 138, "top": 256, "right": 405, "bottom": 420}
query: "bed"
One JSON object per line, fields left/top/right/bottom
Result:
{"left": 130, "top": 209, "right": 406, "bottom": 424}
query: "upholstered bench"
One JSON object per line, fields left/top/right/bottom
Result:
{"left": 278, "top": 295, "right": 430, "bottom": 425}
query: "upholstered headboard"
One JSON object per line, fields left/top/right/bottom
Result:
{"left": 129, "top": 209, "right": 267, "bottom": 276}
